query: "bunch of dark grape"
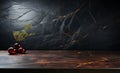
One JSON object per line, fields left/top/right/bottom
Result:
{"left": 8, "top": 43, "right": 26, "bottom": 55}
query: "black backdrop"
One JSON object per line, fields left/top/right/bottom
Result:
{"left": 0, "top": 0, "right": 120, "bottom": 50}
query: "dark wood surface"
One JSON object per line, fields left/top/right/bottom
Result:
{"left": 0, "top": 50, "right": 120, "bottom": 69}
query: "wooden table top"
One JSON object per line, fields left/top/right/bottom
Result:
{"left": 0, "top": 50, "right": 120, "bottom": 69}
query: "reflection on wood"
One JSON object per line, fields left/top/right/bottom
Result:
{"left": 0, "top": 50, "right": 120, "bottom": 69}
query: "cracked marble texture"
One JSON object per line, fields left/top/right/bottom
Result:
{"left": 0, "top": 0, "right": 120, "bottom": 50}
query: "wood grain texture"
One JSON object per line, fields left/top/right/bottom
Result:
{"left": 0, "top": 50, "right": 120, "bottom": 69}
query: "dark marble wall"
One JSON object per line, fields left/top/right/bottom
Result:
{"left": 0, "top": 0, "right": 120, "bottom": 50}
